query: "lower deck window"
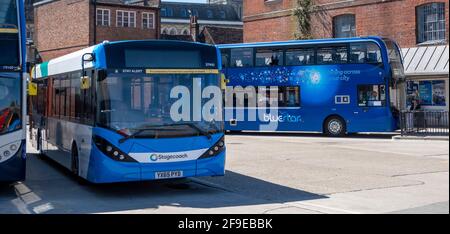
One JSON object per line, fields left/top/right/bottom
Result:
{"left": 358, "top": 85, "right": 386, "bottom": 107}
{"left": 231, "top": 86, "right": 301, "bottom": 108}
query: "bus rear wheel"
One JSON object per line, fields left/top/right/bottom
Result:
{"left": 324, "top": 116, "right": 346, "bottom": 137}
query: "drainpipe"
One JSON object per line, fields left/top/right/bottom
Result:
{"left": 93, "top": 0, "right": 97, "bottom": 45}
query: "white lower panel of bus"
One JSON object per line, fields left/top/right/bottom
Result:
{"left": 129, "top": 148, "right": 208, "bottom": 163}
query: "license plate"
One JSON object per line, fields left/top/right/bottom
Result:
{"left": 155, "top": 171, "right": 183, "bottom": 179}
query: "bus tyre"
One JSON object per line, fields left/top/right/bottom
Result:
{"left": 71, "top": 144, "right": 87, "bottom": 185}
{"left": 324, "top": 117, "right": 346, "bottom": 137}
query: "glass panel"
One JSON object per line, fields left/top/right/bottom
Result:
{"left": 255, "top": 49, "right": 283, "bottom": 67}
{"left": 0, "top": 75, "right": 21, "bottom": 134}
{"left": 286, "top": 48, "right": 315, "bottom": 66}
{"left": 317, "top": 46, "right": 348, "bottom": 64}
{"left": 97, "top": 73, "right": 223, "bottom": 138}
{"left": 0, "top": 0, "right": 19, "bottom": 67}
{"left": 358, "top": 85, "right": 386, "bottom": 107}
{"left": 230, "top": 48, "right": 253, "bottom": 67}
{"left": 333, "top": 14, "right": 356, "bottom": 38}
{"left": 417, "top": 3, "right": 446, "bottom": 43}
{"left": 350, "top": 42, "right": 382, "bottom": 63}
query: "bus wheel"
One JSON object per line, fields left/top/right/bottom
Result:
{"left": 71, "top": 144, "right": 79, "bottom": 176}
{"left": 71, "top": 144, "right": 88, "bottom": 185}
{"left": 324, "top": 116, "right": 346, "bottom": 137}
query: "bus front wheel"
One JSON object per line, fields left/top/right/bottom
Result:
{"left": 71, "top": 143, "right": 87, "bottom": 185}
{"left": 324, "top": 116, "right": 346, "bottom": 137}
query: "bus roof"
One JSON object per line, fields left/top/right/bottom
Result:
{"left": 32, "top": 40, "right": 218, "bottom": 79}
{"left": 218, "top": 36, "right": 386, "bottom": 49}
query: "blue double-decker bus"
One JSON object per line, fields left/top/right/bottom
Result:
{"left": 30, "top": 40, "right": 226, "bottom": 183}
{"left": 219, "top": 37, "right": 405, "bottom": 136}
{"left": 0, "top": 0, "right": 27, "bottom": 182}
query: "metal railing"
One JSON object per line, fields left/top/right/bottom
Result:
{"left": 400, "top": 110, "right": 449, "bottom": 136}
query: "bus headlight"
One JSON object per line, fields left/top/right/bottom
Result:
{"left": 0, "top": 141, "right": 21, "bottom": 163}
{"left": 199, "top": 137, "right": 225, "bottom": 159}
{"left": 93, "top": 136, "right": 137, "bottom": 163}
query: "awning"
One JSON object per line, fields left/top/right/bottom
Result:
{"left": 402, "top": 45, "right": 449, "bottom": 77}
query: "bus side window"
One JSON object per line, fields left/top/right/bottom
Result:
{"left": 255, "top": 49, "right": 283, "bottom": 67}
{"left": 286, "top": 48, "right": 315, "bottom": 66}
{"left": 278, "top": 86, "right": 301, "bottom": 107}
{"left": 317, "top": 46, "right": 348, "bottom": 64}
{"left": 350, "top": 42, "right": 382, "bottom": 64}
{"left": 221, "top": 51, "right": 229, "bottom": 68}
{"left": 358, "top": 85, "right": 386, "bottom": 107}
{"left": 230, "top": 48, "right": 254, "bottom": 68}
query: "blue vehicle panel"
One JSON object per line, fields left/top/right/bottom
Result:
{"left": 220, "top": 37, "right": 403, "bottom": 134}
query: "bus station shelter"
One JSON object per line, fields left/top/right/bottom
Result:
{"left": 401, "top": 44, "right": 449, "bottom": 111}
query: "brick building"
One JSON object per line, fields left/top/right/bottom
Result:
{"left": 244, "top": 0, "right": 449, "bottom": 111}
{"left": 244, "top": 0, "right": 449, "bottom": 47}
{"left": 34, "top": 0, "right": 160, "bottom": 61}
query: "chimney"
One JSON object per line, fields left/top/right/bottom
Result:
{"left": 190, "top": 15, "right": 200, "bottom": 42}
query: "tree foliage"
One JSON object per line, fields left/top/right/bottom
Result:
{"left": 293, "top": 0, "right": 315, "bottom": 40}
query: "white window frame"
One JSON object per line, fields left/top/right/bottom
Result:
{"left": 96, "top": 8, "right": 110, "bottom": 26}
{"left": 117, "top": 10, "right": 136, "bottom": 28}
{"left": 142, "top": 12, "right": 155, "bottom": 29}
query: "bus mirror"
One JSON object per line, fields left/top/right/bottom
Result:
{"left": 81, "top": 76, "right": 91, "bottom": 90}
{"left": 82, "top": 53, "right": 95, "bottom": 62}
{"left": 221, "top": 73, "right": 229, "bottom": 90}
{"left": 29, "top": 82, "right": 38, "bottom": 96}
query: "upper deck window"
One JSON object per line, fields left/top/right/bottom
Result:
{"left": 286, "top": 48, "right": 315, "bottom": 66}
{"left": 255, "top": 49, "right": 283, "bottom": 67}
{"left": 350, "top": 42, "right": 382, "bottom": 64}
{"left": 317, "top": 46, "right": 348, "bottom": 64}
{"left": 0, "top": 0, "right": 19, "bottom": 67}
{"left": 230, "top": 48, "right": 254, "bottom": 68}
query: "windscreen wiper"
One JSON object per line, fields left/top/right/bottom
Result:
{"left": 118, "top": 128, "right": 149, "bottom": 144}
{"left": 165, "top": 123, "right": 212, "bottom": 140}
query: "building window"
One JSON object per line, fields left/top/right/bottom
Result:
{"left": 167, "top": 7, "right": 174, "bottom": 17}
{"left": 219, "top": 10, "right": 226, "bottom": 19}
{"left": 161, "top": 8, "right": 167, "bottom": 17}
{"left": 207, "top": 10, "right": 214, "bottom": 19}
{"left": 117, "top": 10, "right": 136, "bottom": 28}
{"left": 417, "top": 3, "right": 446, "bottom": 43}
{"left": 96, "top": 9, "right": 110, "bottom": 26}
{"left": 142, "top": 12, "right": 155, "bottom": 29}
{"left": 181, "top": 9, "right": 188, "bottom": 17}
{"left": 192, "top": 9, "right": 199, "bottom": 17}
{"left": 161, "top": 28, "right": 168, "bottom": 35}
{"left": 333, "top": 14, "right": 356, "bottom": 38}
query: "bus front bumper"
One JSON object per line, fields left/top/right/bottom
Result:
{"left": 87, "top": 147, "right": 225, "bottom": 183}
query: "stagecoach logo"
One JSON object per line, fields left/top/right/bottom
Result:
{"left": 150, "top": 153, "right": 189, "bottom": 162}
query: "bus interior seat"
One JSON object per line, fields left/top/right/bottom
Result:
{"left": 368, "top": 52, "right": 378, "bottom": 62}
